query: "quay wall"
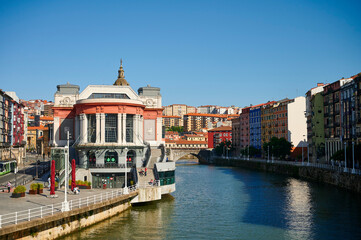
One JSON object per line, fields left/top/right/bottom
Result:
{"left": 0, "top": 191, "right": 138, "bottom": 240}
{"left": 211, "top": 158, "right": 361, "bottom": 193}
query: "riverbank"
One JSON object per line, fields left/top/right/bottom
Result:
{"left": 203, "top": 157, "right": 361, "bottom": 193}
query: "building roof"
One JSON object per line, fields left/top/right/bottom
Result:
{"left": 174, "top": 140, "right": 208, "bottom": 145}
{"left": 113, "top": 59, "right": 129, "bottom": 86}
{"left": 208, "top": 126, "right": 232, "bottom": 132}
{"left": 162, "top": 115, "right": 182, "bottom": 118}
{"left": 28, "top": 126, "right": 48, "bottom": 131}
{"left": 185, "top": 113, "right": 230, "bottom": 118}
{"left": 29, "top": 116, "right": 54, "bottom": 121}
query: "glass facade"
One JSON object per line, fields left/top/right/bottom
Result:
{"left": 89, "top": 93, "right": 130, "bottom": 99}
{"left": 126, "top": 114, "right": 134, "bottom": 142}
{"left": 158, "top": 170, "right": 175, "bottom": 186}
{"left": 105, "top": 114, "right": 117, "bottom": 142}
{"left": 92, "top": 173, "right": 125, "bottom": 189}
{"left": 87, "top": 114, "right": 96, "bottom": 143}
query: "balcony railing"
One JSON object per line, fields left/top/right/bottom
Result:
{"left": 89, "top": 163, "right": 133, "bottom": 168}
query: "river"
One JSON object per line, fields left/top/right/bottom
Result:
{"left": 62, "top": 161, "right": 361, "bottom": 240}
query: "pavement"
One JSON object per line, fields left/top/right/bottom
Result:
{"left": 0, "top": 176, "right": 123, "bottom": 216}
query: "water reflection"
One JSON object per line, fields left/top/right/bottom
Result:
{"left": 63, "top": 164, "right": 361, "bottom": 240}
{"left": 284, "top": 179, "right": 313, "bottom": 240}
{"left": 61, "top": 195, "right": 175, "bottom": 240}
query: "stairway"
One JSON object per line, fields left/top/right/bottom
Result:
{"left": 136, "top": 167, "right": 155, "bottom": 188}
{"left": 146, "top": 147, "right": 162, "bottom": 168}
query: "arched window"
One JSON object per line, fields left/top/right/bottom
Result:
{"left": 104, "top": 150, "right": 118, "bottom": 165}
{"left": 126, "top": 150, "right": 135, "bottom": 168}
{"left": 88, "top": 151, "right": 96, "bottom": 166}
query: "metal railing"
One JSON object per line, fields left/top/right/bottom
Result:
{"left": 0, "top": 185, "right": 138, "bottom": 229}
{"left": 222, "top": 156, "right": 361, "bottom": 175}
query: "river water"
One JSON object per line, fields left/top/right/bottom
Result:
{"left": 62, "top": 162, "right": 361, "bottom": 240}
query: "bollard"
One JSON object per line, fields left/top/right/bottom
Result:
{"left": 0, "top": 215, "right": 2, "bottom": 228}
{"left": 52, "top": 204, "right": 54, "bottom": 215}
{"left": 15, "top": 212, "right": 17, "bottom": 225}
{"left": 94, "top": 195, "right": 96, "bottom": 204}
{"left": 87, "top": 197, "right": 89, "bottom": 206}
{"left": 40, "top": 207, "right": 42, "bottom": 218}
{"left": 28, "top": 209, "right": 31, "bottom": 221}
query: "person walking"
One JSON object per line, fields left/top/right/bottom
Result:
{"left": 145, "top": 167, "right": 147, "bottom": 176}
{"left": 7, "top": 181, "right": 11, "bottom": 193}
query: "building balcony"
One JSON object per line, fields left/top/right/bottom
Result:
{"left": 88, "top": 163, "right": 133, "bottom": 169}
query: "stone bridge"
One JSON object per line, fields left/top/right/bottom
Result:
{"left": 166, "top": 147, "right": 205, "bottom": 161}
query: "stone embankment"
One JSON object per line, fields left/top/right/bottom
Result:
{"left": 0, "top": 191, "right": 137, "bottom": 240}
{"left": 204, "top": 157, "right": 361, "bottom": 193}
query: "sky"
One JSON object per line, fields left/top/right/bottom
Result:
{"left": 0, "top": 0, "right": 360, "bottom": 107}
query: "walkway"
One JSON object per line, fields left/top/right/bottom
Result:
{"left": 217, "top": 156, "right": 361, "bottom": 175}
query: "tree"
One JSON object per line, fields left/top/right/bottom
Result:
{"left": 214, "top": 140, "right": 233, "bottom": 156}
{"left": 167, "top": 126, "right": 184, "bottom": 133}
{"left": 240, "top": 146, "right": 261, "bottom": 157}
{"left": 263, "top": 137, "right": 293, "bottom": 160}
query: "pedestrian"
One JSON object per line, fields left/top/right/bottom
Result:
{"left": 48, "top": 177, "right": 51, "bottom": 188}
{"left": 145, "top": 167, "right": 147, "bottom": 176}
{"left": 7, "top": 181, "right": 11, "bottom": 193}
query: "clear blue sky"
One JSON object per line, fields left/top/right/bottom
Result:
{"left": 0, "top": 0, "right": 360, "bottom": 107}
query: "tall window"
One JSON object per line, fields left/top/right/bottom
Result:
{"left": 87, "top": 114, "right": 96, "bottom": 143}
{"left": 104, "top": 150, "right": 118, "bottom": 165}
{"left": 60, "top": 118, "right": 73, "bottom": 140}
{"left": 126, "top": 114, "right": 134, "bottom": 142}
{"left": 105, "top": 114, "right": 117, "bottom": 142}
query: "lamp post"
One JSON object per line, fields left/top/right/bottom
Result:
{"left": 62, "top": 131, "right": 70, "bottom": 212}
{"left": 352, "top": 141, "right": 355, "bottom": 174}
{"left": 247, "top": 145, "right": 250, "bottom": 160}
{"left": 271, "top": 146, "right": 274, "bottom": 163}
{"left": 123, "top": 147, "right": 129, "bottom": 194}
{"left": 302, "top": 139, "right": 304, "bottom": 166}
{"left": 344, "top": 142, "right": 347, "bottom": 173}
{"left": 307, "top": 142, "right": 310, "bottom": 166}
{"left": 267, "top": 145, "right": 270, "bottom": 163}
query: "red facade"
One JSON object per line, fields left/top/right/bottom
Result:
{"left": 207, "top": 126, "right": 232, "bottom": 148}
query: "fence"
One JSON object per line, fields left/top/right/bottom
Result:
{"left": 0, "top": 185, "right": 138, "bottom": 229}
{"left": 220, "top": 156, "right": 361, "bottom": 175}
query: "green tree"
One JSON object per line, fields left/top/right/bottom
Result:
{"left": 167, "top": 126, "right": 184, "bottom": 133}
{"left": 263, "top": 137, "right": 293, "bottom": 160}
{"left": 240, "top": 146, "right": 261, "bottom": 157}
{"left": 214, "top": 140, "right": 233, "bottom": 156}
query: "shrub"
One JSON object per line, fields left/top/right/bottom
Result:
{"left": 14, "top": 185, "right": 26, "bottom": 193}
{"left": 37, "top": 183, "right": 44, "bottom": 189}
{"left": 30, "top": 183, "right": 38, "bottom": 191}
{"left": 87, "top": 181, "right": 91, "bottom": 186}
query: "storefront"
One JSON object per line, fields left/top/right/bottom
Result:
{"left": 91, "top": 173, "right": 133, "bottom": 189}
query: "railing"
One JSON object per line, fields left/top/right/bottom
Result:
{"left": 0, "top": 185, "right": 138, "bottom": 229}
{"left": 222, "top": 156, "right": 361, "bottom": 175}
{"left": 89, "top": 163, "right": 133, "bottom": 168}
{"left": 137, "top": 180, "right": 160, "bottom": 189}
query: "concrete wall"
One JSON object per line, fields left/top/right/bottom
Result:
{"left": 0, "top": 192, "right": 137, "bottom": 240}
{"left": 212, "top": 158, "right": 361, "bottom": 193}
{"left": 131, "top": 187, "right": 161, "bottom": 203}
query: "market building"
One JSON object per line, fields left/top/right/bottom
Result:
{"left": 51, "top": 61, "right": 175, "bottom": 193}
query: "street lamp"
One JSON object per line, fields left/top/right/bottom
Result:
{"left": 267, "top": 145, "right": 270, "bottom": 163}
{"left": 62, "top": 131, "right": 70, "bottom": 212}
{"left": 302, "top": 139, "right": 305, "bottom": 166}
{"left": 344, "top": 142, "right": 347, "bottom": 173}
{"left": 247, "top": 145, "right": 250, "bottom": 160}
{"left": 352, "top": 141, "right": 355, "bottom": 174}
{"left": 307, "top": 142, "right": 310, "bottom": 166}
{"left": 123, "top": 147, "right": 129, "bottom": 194}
